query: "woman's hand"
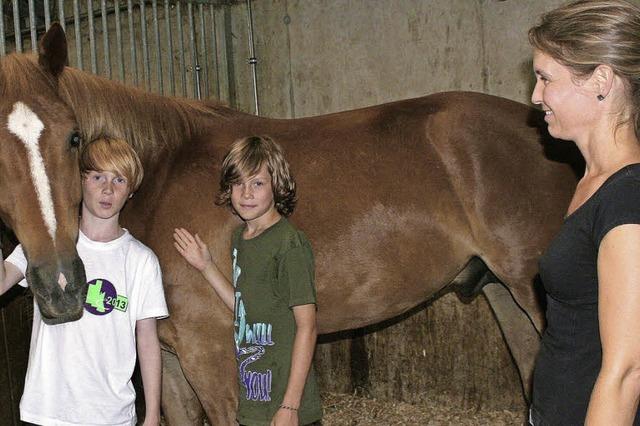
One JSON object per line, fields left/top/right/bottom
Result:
{"left": 270, "top": 407, "right": 298, "bottom": 426}
{"left": 173, "top": 228, "right": 212, "bottom": 272}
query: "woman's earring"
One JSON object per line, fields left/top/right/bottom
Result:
{"left": 597, "top": 94, "right": 605, "bottom": 101}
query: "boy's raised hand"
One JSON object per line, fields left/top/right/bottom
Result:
{"left": 173, "top": 228, "right": 212, "bottom": 272}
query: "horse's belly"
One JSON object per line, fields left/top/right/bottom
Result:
{"left": 311, "top": 203, "right": 474, "bottom": 333}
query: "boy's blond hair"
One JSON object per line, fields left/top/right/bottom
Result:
{"left": 79, "top": 137, "right": 144, "bottom": 193}
{"left": 216, "top": 136, "right": 297, "bottom": 217}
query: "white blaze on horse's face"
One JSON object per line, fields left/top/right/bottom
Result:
{"left": 7, "top": 101, "right": 57, "bottom": 241}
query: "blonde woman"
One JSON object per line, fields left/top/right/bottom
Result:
{"left": 528, "top": 1, "right": 640, "bottom": 424}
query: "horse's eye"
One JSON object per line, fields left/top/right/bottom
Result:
{"left": 69, "top": 132, "right": 82, "bottom": 148}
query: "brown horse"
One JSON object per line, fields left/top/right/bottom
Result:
{"left": 0, "top": 24, "right": 580, "bottom": 424}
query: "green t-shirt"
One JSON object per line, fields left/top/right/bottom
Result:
{"left": 232, "top": 218, "right": 322, "bottom": 426}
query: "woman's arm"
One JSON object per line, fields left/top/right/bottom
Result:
{"left": 0, "top": 248, "right": 25, "bottom": 296}
{"left": 173, "top": 228, "right": 235, "bottom": 312}
{"left": 271, "top": 303, "right": 317, "bottom": 426}
{"left": 136, "top": 318, "right": 162, "bottom": 426}
{"left": 586, "top": 224, "right": 640, "bottom": 425}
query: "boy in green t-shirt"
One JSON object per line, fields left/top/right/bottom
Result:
{"left": 174, "top": 136, "right": 322, "bottom": 426}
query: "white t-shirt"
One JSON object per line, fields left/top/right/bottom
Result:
{"left": 7, "top": 230, "right": 168, "bottom": 426}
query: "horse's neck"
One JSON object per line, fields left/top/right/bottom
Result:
{"left": 57, "top": 67, "right": 226, "bottom": 166}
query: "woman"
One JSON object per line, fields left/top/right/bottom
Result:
{"left": 528, "top": 1, "right": 640, "bottom": 425}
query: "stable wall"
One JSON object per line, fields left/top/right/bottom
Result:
{"left": 218, "top": 0, "right": 578, "bottom": 411}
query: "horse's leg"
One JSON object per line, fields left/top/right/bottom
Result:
{"left": 449, "top": 257, "right": 541, "bottom": 401}
{"left": 169, "top": 312, "right": 238, "bottom": 425}
{"left": 482, "top": 282, "right": 541, "bottom": 402}
{"left": 161, "top": 349, "right": 205, "bottom": 426}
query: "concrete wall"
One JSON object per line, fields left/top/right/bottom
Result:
{"left": 217, "top": 0, "right": 594, "bottom": 410}
{"left": 223, "top": 0, "right": 572, "bottom": 117}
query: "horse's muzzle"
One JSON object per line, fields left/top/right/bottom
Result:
{"left": 26, "top": 255, "right": 87, "bottom": 325}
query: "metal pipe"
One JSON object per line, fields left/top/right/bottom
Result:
{"left": 88, "top": 0, "right": 98, "bottom": 74}
{"left": 44, "top": 0, "right": 51, "bottom": 29}
{"left": 187, "top": 2, "right": 200, "bottom": 99}
{"left": 164, "top": 0, "right": 175, "bottom": 96}
{"left": 73, "top": 0, "right": 82, "bottom": 69}
{"left": 176, "top": 1, "right": 186, "bottom": 97}
{"left": 245, "top": 0, "right": 259, "bottom": 115}
{"left": 140, "top": 0, "right": 150, "bottom": 91}
{"left": 13, "top": 0, "right": 23, "bottom": 53}
{"left": 209, "top": 4, "right": 220, "bottom": 99}
{"left": 0, "top": 1, "right": 5, "bottom": 56}
{"left": 114, "top": 0, "right": 125, "bottom": 81}
{"left": 127, "top": 0, "right": 138, "bottom": 86}
{"left": 101, "top": 0, "right": 111, "bottom": 78}
{"left": 28, "top": 0, "right": 37, "bottom": 52}
{"left": 198, "top": 3, "right": 208, "bottom": 99}
{"left": 57, "top": 0, "right": 65, "bottom": 32}
{"left": 152, "top": 0, "right": 163, "bottom": 94}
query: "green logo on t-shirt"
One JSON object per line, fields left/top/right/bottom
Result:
{"left": 86, "top": 280, "right": 108, "bottom": 313}
{"left": 84, "top": 279, "right": 128, "bottom": 315}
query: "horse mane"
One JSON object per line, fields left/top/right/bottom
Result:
{"left": 58, "top": 66, "right": 234, "bottom": 162}
{"left": 0, "top": 53, "right": 59, "bottom": 99}
{"left": 1, "top": 53, "right": 235, "bottom": 163}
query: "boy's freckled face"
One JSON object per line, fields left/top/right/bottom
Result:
{"left": 230, "top": 164, "right": 277, "bottom": 223}
{"left": 82, "top": 170, "right": 130, "bottom": 221}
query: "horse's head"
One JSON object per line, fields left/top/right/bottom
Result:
{"left": 0, "top": 24, "right": 86, "bottom": 324}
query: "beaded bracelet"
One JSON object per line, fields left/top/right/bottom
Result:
{"left": 279, "top": 404, "right": 298, "bottom": 412}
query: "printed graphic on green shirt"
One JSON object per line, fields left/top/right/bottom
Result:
{"left": 233, "top": 248, "right": 275, "bottom": 402}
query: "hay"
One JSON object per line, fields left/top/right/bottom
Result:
{"left": 169, "top": 391, "right": 526, "bottom": 425}
{"left": 321, "top": 392, "right": 526, "bottom": 425}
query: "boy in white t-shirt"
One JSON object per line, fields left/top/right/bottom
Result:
{"left": 0, "top": 137, "right": 168, "bottom": 426}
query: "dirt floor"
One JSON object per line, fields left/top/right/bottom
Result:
{"left": 321, "top": 392, "right": 527, "bottom": 425}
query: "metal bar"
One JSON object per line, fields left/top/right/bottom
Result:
{"left": 140, "top": 0, "right": 150, "bottom": 91}
{"left": 101, "top": 0, "right": 111, "bottom": 78}
{"left": 13, "top": 0, "right": 22, "bottom": 53}
{"left": 127, "top": 0, "right": 138, "bottom": 86}
{"left": 152, "top": 0, "right": 163, "bottom": 94}
{"left": 219, "top": 3, "right": 234, "bottom": 105}
{"left": 176, "top": 1, "right": 187, "bottom": 97}
{"left": 188, "top": 2, "right": 200, "bottom": 99}
{"left": 57, "top": 0, "right": 65, "bottom": 32}
{"left": 44, "top": 0, "right": 51, "bottom": 29}
{"left": 114, "top": 0, "right": 125, "bottom": 82}
{"left": 209, "top": 4, "right": 220, "bottom": 99}
{"left": 164, "top": 0, "right": 175, "bottom": 96}
{"left": 0, "top": 1, "right": 5, "bottom": 57}
{"left": 73, "top": 0, "right": 82, "bottom": 69}
{"left": 198, "top": 3, "right": 208, "bottom": 99}
{"left": 28, "top": 0, "right": 37, "bottom": 52}
{"left": 87, "top": 0, "right": 97, "bottom": 74}
{"left": 245, "top": 0, "right": 259, "bottom": 115}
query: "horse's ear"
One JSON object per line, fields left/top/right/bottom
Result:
{"left": 38, "top": 23, "right": 68, "bottom": 78}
